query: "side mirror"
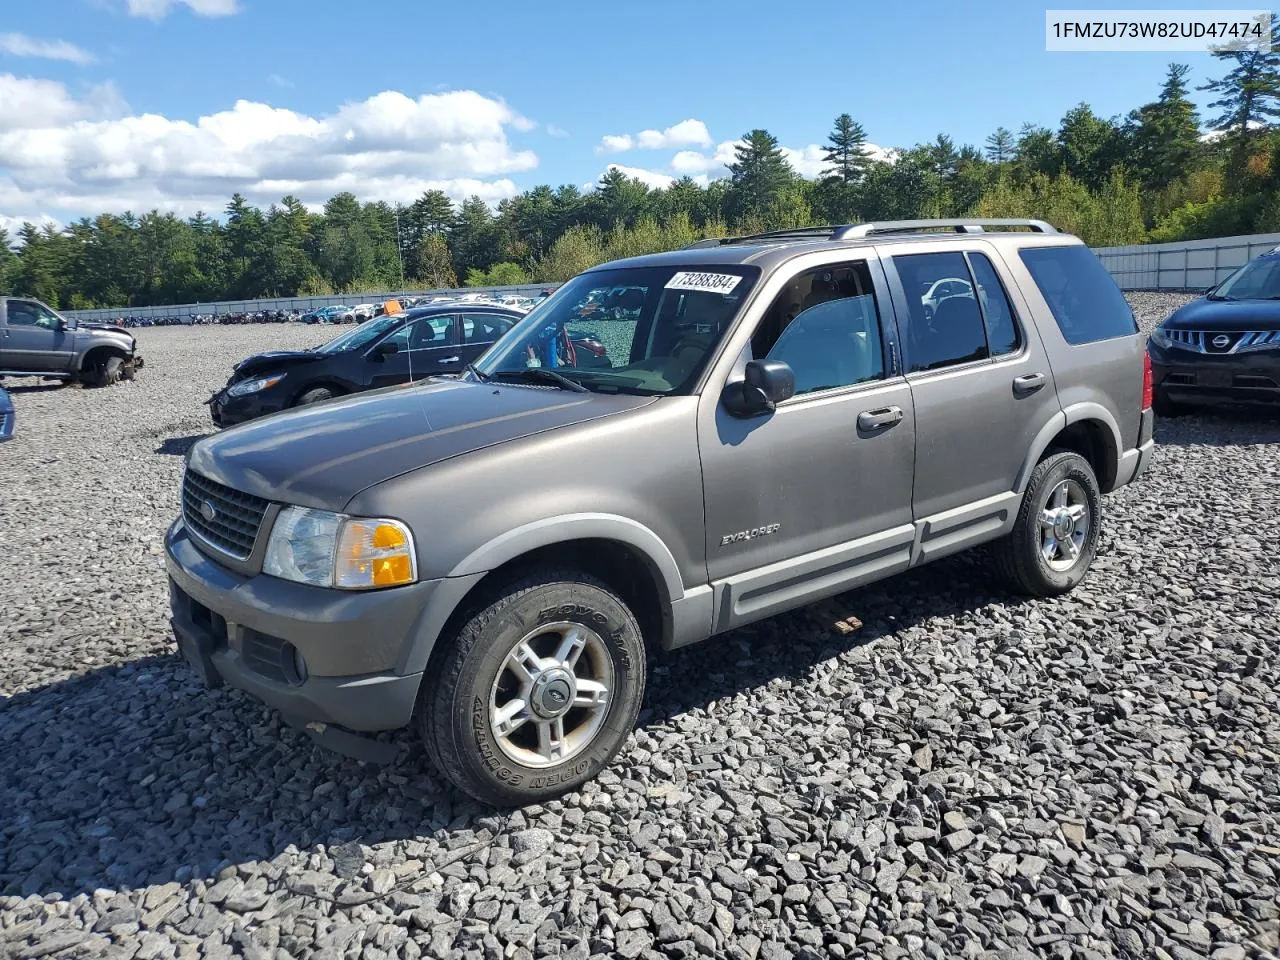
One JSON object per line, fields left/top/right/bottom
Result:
{"left": 721, "top": 359, "right": 795, "bottom": 418}
{"left": 372, "top": 340, "right": 399, "bottom": 360}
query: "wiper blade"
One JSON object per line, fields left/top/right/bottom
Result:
{"left": 465, "top": 362, "right": 490, "bottom": 382}
{"left": 491, "top": 368, "right": 589, "bottom": 393}
{"left": 1207, "top": 294, "right": 1238, "bottom": 301}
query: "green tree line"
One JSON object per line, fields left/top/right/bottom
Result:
{"left": 4, "top": 32, "right": 1280, "bottom": 309}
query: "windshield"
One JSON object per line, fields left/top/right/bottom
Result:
{"left": 1212, "top": 255, "right": 1280, "bottom": 300}
{"left": 470, "top": 264, "right": 761, "bottom": 394}
{"left": 313, "top": 312, "right": 402, "bottom": 354}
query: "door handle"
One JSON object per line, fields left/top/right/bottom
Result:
{"left": 857, "top": 405, "right": 904, "bottom": 431}
{"left": 1013, "top": 372, "right": 1046, "bottom": 396}
{"left": 438, "top": 355, "right": 461, "bottom": 363}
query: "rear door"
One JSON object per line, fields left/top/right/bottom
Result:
{"left": 459, "top": 312, "right": 516, "bottom": 365}
{"left": 0, "top": 299, "right": 74, "bottom": 372}
{"left": 881, "top": 242, "right": 1062, "bottom": 560}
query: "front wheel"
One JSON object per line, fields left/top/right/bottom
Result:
{"left": 88, "top": 356, "right": 124, "bottom": 388}
{"left": 295, "top": 386, "right": 337, "bottom": 406}
{"left": 994, "top": 451, "right": 1101, "bottom": 598}
{"left": 421, "top": 571, "right": 647, "bottom": 806}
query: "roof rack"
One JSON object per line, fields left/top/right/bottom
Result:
{"left": 683, "top": 218, "right": 1057, "bottom": 249}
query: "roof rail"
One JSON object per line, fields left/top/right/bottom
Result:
{"left": 682, "top": 218, "right": 1057, "bottom": 250}
{"left": 834, "top": 218, "right": 1058, "bottom": 239}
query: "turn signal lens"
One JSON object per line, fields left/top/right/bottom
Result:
{"left": 335, "top": 519, "right": 417, "bottom": 589}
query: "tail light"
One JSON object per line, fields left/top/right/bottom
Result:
{"left": 1142, "top": 352, "right": 1153, "bottom": 410}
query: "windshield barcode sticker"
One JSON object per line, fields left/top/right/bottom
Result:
{"left": 665, "top": 271, "right": 742, "bottom": 295}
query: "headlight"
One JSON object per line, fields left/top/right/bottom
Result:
{"left": 263, "top": 506, "right": 417, "bottom": 590}
{"left": 1150, "top": 326, "right": 1174, "bottom": 349}
{"left": 227, "top": 374, "right": 285, "bottom": 397}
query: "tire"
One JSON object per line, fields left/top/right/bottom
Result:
{"left": 295, "top": 386, "right": 337, "bottom": 406}
{"left": 89, "top": 356, "right": 124, "bottom": 388}
{"left": 1152, "top": 388, "right": 1187, "bottom": 418}
{"left": 994, "top": 451, "right": 1101, "bottom": 598}
{"left": 421, "top": 570, "right": 647, "bottom": 806}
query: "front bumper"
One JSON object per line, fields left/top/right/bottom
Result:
{"left": 207, "top": 385, "right": 288, "bottom": 428}
{"left": 1149, "top": 341, "right": 1280, "bottom": 407}
{"left": 164, "top": 517, "right": 431, "bottom": 732}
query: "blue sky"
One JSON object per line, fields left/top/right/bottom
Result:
{"left": 0, "top": 0, "right": 1248, "bottom": 230}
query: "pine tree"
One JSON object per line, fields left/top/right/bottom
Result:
{"left": 1128, "top": 63, "right": 1202, "bottom": 193}
{"left": 985, "top": 127, "right": 1014, "bottom": 165}
{"left": 726, "top": 129, "right": 795, "bottom": 224}
{"left": 822, "top": 114, "right": 871, "bottom": 185}
{"left": 1200, "top": 16, "right": 1280, "bottom": 187}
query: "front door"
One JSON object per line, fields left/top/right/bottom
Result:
{"left": 1, "top": 299, "right": 74, "bottom": 372}
{"left": 698, "top": 255, "right": 917, "bottom": 632}
{"left": 882, "top": 244, "right": 1062, "bottom": 555}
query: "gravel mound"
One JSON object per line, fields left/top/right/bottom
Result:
{"left": 2, "top": 296, "right": 1279, "bottom": 960}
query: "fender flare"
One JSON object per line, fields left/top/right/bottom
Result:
{"left": 77, "top": 343, "right": 130, "bottom": 373}
{"left": 447, "top": 513, "right": 686, "bottom": 603}
{"left": 1013, "top": 403, "right": 1123, "bottom": 495}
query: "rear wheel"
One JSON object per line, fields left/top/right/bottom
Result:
{"left": 421, "top": 570, "right": 647, "bottom": 806}
{"left": 995, "top": 451, "right": 1101, "bottom": 598}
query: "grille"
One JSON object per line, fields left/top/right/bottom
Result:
{"left": 1165, "top": 329, "right": 1280, "bottom": 354}
{"left": 181, "top": 469, "right": 269, "bottom": 559}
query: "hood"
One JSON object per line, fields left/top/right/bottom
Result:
{"left": 80, "top": 322, "right": 133, "bottom": 339}
{"left": 187, "top": 378, "right": 656, "bottom": 510}
{"left": 231, "top": 349, "right": 324, "bottom": 379}
{"left": 1163, "top": 297, "right": 1280, "bottom": 332}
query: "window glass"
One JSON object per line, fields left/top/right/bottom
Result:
{"left": 7, "top": 301, "right": 40, "bottom": 327}
{"left": 967, "top": 252, "right": 1021, "bottom": 356}
{"left": 462, "top": 313, "right": 514, "bottom": 345}
{"left": 749, "top": 262, "right": 886, "bottom": 395}
{"left": 1209, "top": 254, "right": 1280, "bottom": 300}
{"left": 893, "top": 252, "right": 989, "bottom": 372}
{"left": 1019, "top": 245, "right": 1138, "bottom": 345}
{"left": 385, "top": 315, "right": 458, "bottom": 350}
{"left": 473, "top": 266, "right": 761, "bottom": 395}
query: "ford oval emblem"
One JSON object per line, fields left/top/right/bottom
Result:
{"left": 1212, "top": 334, "right": 1231, "bottom": 349}
{"left": 199, "top": 499, "right": 218, "bottom": 523}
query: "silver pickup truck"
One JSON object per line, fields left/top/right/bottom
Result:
{"left": 0, "top": 296, "right": 143, "bottom": 387}
{"left": 165, "top": 218, "right": 1154, "bottom": 806}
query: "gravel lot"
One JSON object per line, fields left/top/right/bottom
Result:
{"left": 2, "top": 294, "right": 1278, "bottom": 960}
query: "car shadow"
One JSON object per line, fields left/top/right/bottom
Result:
{"left": 154, "top": 434, "right": 210, "bottom": 456}
{"left": 0, "top": 551, "right": 1023, "bottom": 900}
{"left": 3, "top": 380, "right": 70, "bottom": 394}
{"left": 1154, "top": 407, "right": 1280, "bottom": 447}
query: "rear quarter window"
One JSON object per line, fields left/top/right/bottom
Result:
{"left": 1018, "top": 245, "right": 1137, "bottom": 345}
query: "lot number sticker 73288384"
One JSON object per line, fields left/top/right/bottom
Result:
{"left": 665, "top": 272, "right": 743, "bottom": 295}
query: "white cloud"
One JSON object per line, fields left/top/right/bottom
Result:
{"left": 126, "top": 0, "right": 240, "bottom": 18}
{"left": 597, "top": 118, "right": 712, "bottom": 154}
{"left": 0, "top": 33, "right": 95, "bottom": 65}
{"left": 670, "top": 138, "right": 897, "bottom": 180}
{"left": 545, "top": 124, "right": 569, "bottom": 138}
{"left": 600, "top": 163, "right": 674, "bottom": 190}
{"left": 0, "top": 75, "right": 536, "bottom": 224}
{"left": 267, "top": 73, "right": 293, "bottom": 89}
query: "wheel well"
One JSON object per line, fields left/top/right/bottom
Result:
{"left": 79, "top": 345, "right": 128, "bottom": 372}
{"left": 447, "top": 539, "right": 670, "bottom": 655}
{"left": 1043, "top": 419, "right": 1118, "bottom": 492}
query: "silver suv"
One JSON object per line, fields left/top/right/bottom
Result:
{"left": 165, "top": 218, "right": 1155, "bottom": 806}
